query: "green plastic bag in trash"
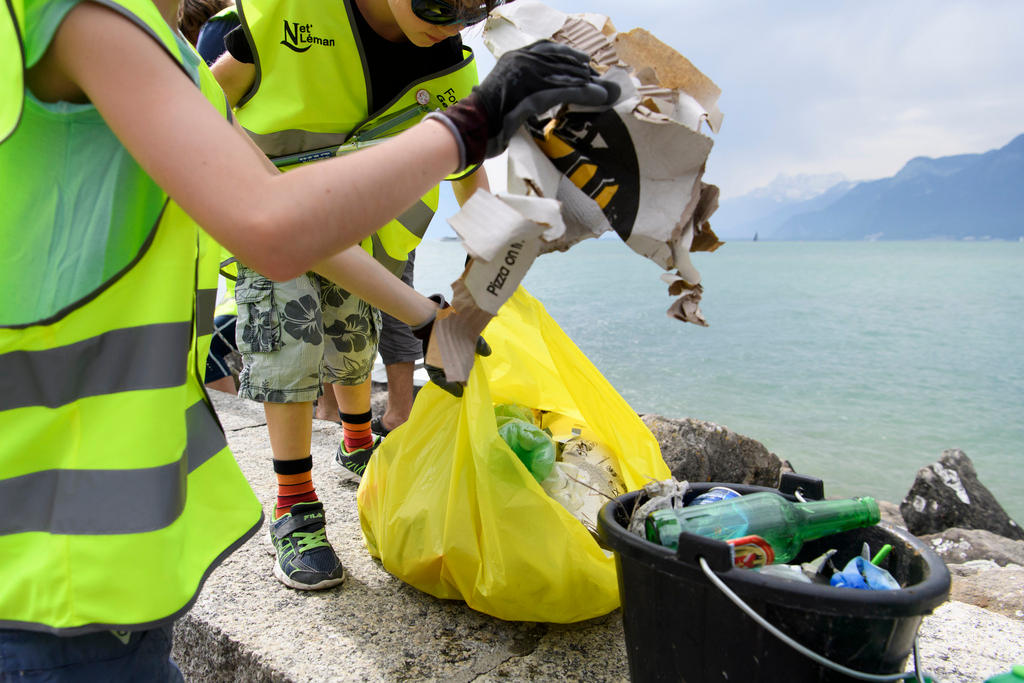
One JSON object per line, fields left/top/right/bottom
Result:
{"left": 497, "top": 418, "right": 555, "bottom": 482}
{"left": 494, "top": 403, "right": 535, "bottom": 428}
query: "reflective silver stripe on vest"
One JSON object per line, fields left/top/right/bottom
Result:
{"left": 397, "top": 199, "right": 434, "bottom": 240}
{"left": 196, "top": 288, "right": 216, "bottom": 335}
{"left": 0, "top": 455, "right": 185, "bottom": 536}
{"left": 369, "top": 234, "right": 406, "bottom": 277}
{"left": 185, "top": 399, "right": 227, "bottom": 473}
{"left": 369, "top": 200, "right": 434, "bottom": 276}
{"left": 0, "top": 323, "right": 190, "bottom": 411}
{"left": 0, "top": 400, "right": 226, "bottom": 536}
{"left": 245, "top": 128, "right": 349, "bottom": 160}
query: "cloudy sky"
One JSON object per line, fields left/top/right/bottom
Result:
{"left": 430, "top": 0, "right": 1023, "bottom": 234}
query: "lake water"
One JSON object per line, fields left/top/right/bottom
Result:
{"left": 414, "top": 239, "right": 1024, "bottom": 522}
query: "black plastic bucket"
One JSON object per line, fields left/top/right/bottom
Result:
{"left": 596, "top": 475, "right": 951, "bottom": 682}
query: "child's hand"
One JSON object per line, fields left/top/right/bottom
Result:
{"left": 410, "top": 295, "right": 491, "bottom": 397}
{"left": 426, "top": 40, "right": 620, "bottom": 171}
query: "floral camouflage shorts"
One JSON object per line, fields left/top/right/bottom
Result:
{"left": 234, "top": 264, "right": 381, "bottom": 404}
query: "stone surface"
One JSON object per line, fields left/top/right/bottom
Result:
{"left": 923, "top": 528, "right": 1024, "bottom": 567}
{"left": 912, "top": 601, "right": 1024, "bottom": 681}
{"left": 640, "top": 414, "right": 782, "bottom": 486}
{"left": 900, "top": 449, "right": 1024, "bottom": 540}
{"left": 172, "top": 393, "right": 1024, "bottom": 682}
{"left": 945, "top": 561, "right": 1024, "bottom": 621}
{"left": 878, "top": 499, "right": 907, "bottom": 529}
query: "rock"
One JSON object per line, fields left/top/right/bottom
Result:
{"left": 899, "top": 449, "right": 1024, "bottom": 540}
{"left": 877, "top": 500, "right": 907, "bottom": 529}
{"left": 947, "top": 564, "right": 1024, "bottom": 621}
{"left": 922, "top": 528, "right": 1024, "bottom": 566}
{"left": 948, "top": 559, "right": 1019, "bottom": 577}
{"left": 640, "top": 415, "right": 781, "bottom": 487}
{"left": 914, "top": 601, "right": 1024, "bottom": 681}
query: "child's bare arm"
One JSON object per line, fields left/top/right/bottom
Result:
{"left": 210, "top": 52, "right": 256, "bottom": 108}
{"left": 37, "top": 1, "right": 459, "bottom": 281}
{"left": 313, "top": 248, "right": 437, "bottom": 326}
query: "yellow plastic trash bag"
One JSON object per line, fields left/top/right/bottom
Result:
{"left": 357, "top": 288, "right": 670, "bottom": 622}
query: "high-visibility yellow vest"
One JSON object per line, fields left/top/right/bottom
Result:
{"left": 217, "top": 251, "right": 239, "bottom": 318}
{"left": 0, "top": 0, "right": 262, "bottom": 634}
{"left": 207, "top": 3, "right": 238, "bottom": 24}
{"left": 233, "top": 0, "right": 478, "bottom": 273}
{"left": 0, "top": 0, "right": 23, "bottom": 145}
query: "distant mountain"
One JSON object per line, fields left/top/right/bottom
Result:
{"left": 712, "top": 173, "right": 850, "bottom": 240}
{"left": 714, "top": 177, "right": 856, "bottom": 240}
{"left": 714, "top": 134, "right": 1024, "bottom": 241}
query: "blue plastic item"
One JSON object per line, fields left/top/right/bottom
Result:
{"left": 830, "top": 556, "right": 901, "bottom": 590}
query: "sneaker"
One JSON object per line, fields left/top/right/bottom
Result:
{"left": 269, "top": 500, "right": 345, "bottom": 590}
{"left": 334, "top": 435, "right": 381, "bottom": 481}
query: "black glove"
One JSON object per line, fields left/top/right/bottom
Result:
{"left": 426, "top": 41, "right": 620, "bottom": 171}
{"left": 411, "top": 294, "right": 492, "bottom": 398}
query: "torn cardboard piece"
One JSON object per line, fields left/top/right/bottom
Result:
{"left": 433, "top": 190, "right": 557, "bottom": 382}
{"left": 613, "top": 28, "right": 724, "bottom": 134}
{"left": 433, "top": 0, "right": 725, "bottom": 383}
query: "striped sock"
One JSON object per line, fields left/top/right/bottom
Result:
{"left": 273, "top": 456, "right": 317, "bottom": 519}
{"left": 341, "top": 410, "right": 374, "bottom": 452}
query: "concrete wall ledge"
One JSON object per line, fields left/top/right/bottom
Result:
{"left": 173, "top": 392, "right": 1024, "bottom": 682}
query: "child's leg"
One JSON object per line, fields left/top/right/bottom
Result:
{"left": 235, "top": 266, "right": 344, "bottom": 590}
{"left": 334, "top": 379, "right": 374, "bottom": 452}
{"left": 319, "top": 275, "right": 381, "bottom": 479}
{"left": 376, "top": 253, "right": 420, "bottom": 433}
{"left": 313, "top": 382, "right": 342, "bottom": 422}
{"left": 379, "top": 362, "right": 415, "bottom": 432}
{"left": 235, "top": 266, "right": 323, "bottom": 511}
{"left": 264, "top": 401, "right": 315, "bottom": 518}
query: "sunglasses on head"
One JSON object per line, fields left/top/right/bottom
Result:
{"left": 411, "top": 0, "right": 493, "bottom": 26}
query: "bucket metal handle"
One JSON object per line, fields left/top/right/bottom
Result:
{"left": 697, "top": 557, "right": 934, "bottom": 682}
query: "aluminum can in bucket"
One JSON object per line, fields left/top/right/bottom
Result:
{"left": 689, "top": 486, "right": 741, "bottom": 506}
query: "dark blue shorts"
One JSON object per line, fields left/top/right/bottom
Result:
{"left": 378, "top": 251, "right": 422, "bottom": 366}
{"left": 0, "top": 625, "right": 183, "bottom": 682}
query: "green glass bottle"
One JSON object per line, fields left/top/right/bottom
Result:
{"left": 645, "top": 492, "right": 880, "bottom": 566}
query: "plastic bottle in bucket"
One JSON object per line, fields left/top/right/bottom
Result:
{"left": 645, "top": 492, "right": 880, "bottom": 566}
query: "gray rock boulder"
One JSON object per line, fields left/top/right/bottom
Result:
{"left": 922, "top": 528, "right": 1024, "bottom": 567}
{"left": 900, "top": 449, "right": 1023, "bottom": 540}
{"left": 640, "top": 415, "right": 782, "bottom": 487}
{"left": 947, "top": 561, "right": 1024, "bottom": 621}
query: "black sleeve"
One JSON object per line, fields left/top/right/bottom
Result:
{"left": 224, "top": 25, "right": 255, "bottom": 64}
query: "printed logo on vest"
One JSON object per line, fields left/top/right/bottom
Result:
{"left": 436, "top": 87, "right": 458, "bottom": 109}
{"left": 281, "top": 20, "right": 335, "bottom": 52}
